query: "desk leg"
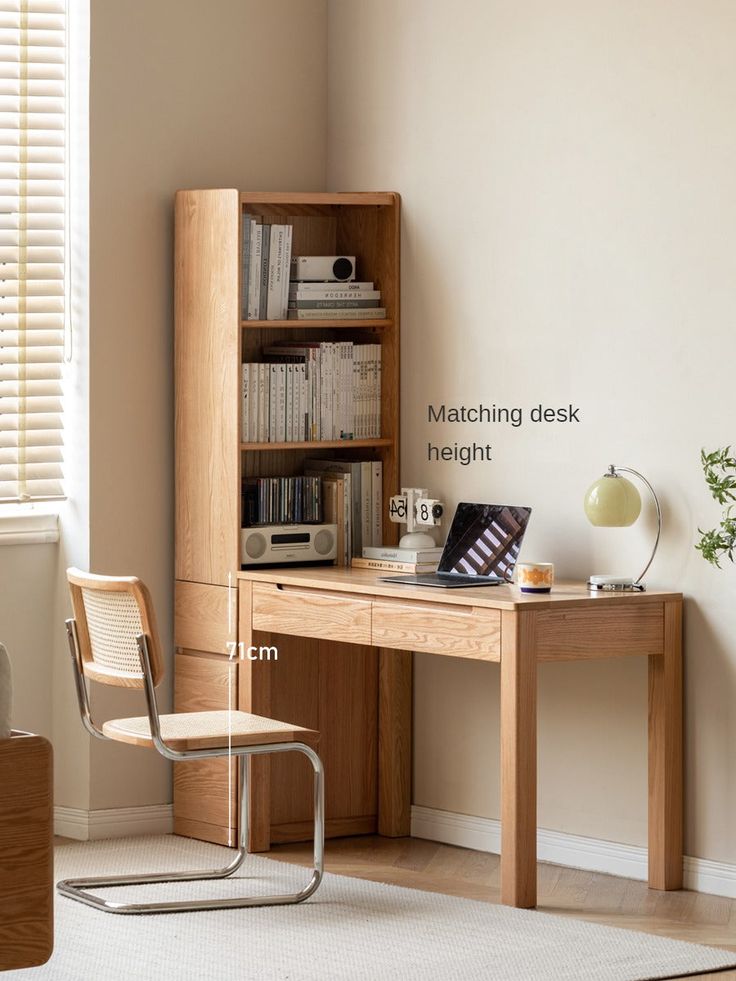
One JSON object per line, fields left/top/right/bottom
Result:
{"left": 648, "top": 599, "right": 683, "bottom": 890}
{"left": 500, "top": 610, "right": 537, "bottom": 908}
{"left": 378, "top": 649, "right": 412, "bottom": 837}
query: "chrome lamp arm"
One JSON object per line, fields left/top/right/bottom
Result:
{"left": 613, "top": 466, "right": 662, "bottom": 587}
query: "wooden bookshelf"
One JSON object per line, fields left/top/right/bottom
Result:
{"left": 174, "top": 189, "right": 400, "bottom": 848}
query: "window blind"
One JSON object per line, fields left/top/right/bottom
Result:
{"left": 0, "top": 0, "right": 65, "bottom": 502}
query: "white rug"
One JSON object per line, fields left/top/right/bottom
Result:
{"left": 7, "top": 835, "right": 736, "bottom": 981}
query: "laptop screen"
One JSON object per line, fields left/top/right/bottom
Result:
{"left": 438, "top": 503, "right": 532, "bottom": 579}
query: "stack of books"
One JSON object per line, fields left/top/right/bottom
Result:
{"left": 241, "top": 217, "right": 293, "bottom": 320}
{"left": 305, "top": 460, "right": 382, "bottom": 566}
{"left": 352, "top": 544, "right": 444, "bottom": 574}
{"left": 242, "top": 476, "right": 322, "bottom": 526}
{"left": 288, "top": 281, "right": 386, "bottom": 321}
{"left": 241, "top": 342, "right": 381, "bottom": 443}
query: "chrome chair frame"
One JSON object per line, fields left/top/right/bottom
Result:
{"left": 58, "top": 619, "right": 324, "bottom": 915}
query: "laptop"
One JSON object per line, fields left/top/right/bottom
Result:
{"left": 379, "top": 502, "right": 532, "bottom": 588}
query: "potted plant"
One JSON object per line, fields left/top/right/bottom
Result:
{"left": 696, "top": 447, "right": 736, "bottom": 566}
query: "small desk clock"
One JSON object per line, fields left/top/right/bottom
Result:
{"left": 389, "top": 487, "right": 445, "bottom": 549}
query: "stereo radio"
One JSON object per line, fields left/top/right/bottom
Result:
{"left": 241, "top": 523, "right": 337, "bottom": 566}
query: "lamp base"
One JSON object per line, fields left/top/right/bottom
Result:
{"left": 587, "top": 574, "right": 645, "bottom": 592}
{"left": 399, "top": 531, "right": 437, "bottom": 549}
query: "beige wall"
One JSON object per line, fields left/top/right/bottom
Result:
{"left": 86, "top": 0, "right": 327, "bottom": 809}
{"left": 328, "top": 0, "right": 736, "bottom": 863}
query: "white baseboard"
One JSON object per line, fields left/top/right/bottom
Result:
{"left": 55, "top": 804, "right": 173, "bottom": 841}
{"left": 411, "top": 805, "right": 736, "bottom": 900}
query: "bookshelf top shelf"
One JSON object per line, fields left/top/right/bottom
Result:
{"left": 241, "top": 438, "right": 394, "bottom": 452}
{"left": 242, "top": 319, "right": 393, "bottom": 330}
{"left": 239, "top": 191, "right": 398, "bottom": 208}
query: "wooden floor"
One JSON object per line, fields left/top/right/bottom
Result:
{"left": 269, "top": 835, "right": 736, "bottom": 980}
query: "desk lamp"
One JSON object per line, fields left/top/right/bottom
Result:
{"left": 583, "top": 465, "right": 661, "bottom": 591}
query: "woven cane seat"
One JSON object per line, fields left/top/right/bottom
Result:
{"left": 103, "top": 710, "right": 317, "bottom": 751}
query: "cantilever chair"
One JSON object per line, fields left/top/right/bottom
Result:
{"left": 59, "top": 568, "right": 324, "bottom": 914}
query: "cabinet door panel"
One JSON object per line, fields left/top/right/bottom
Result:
{"left": 173, "top": 650, "right": 237, "bottom": 846}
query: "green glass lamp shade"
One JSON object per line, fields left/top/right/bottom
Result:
{"left": 584, "top": 473, "right": 642, "bottom": 527}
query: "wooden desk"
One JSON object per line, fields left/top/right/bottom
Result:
{"left": 231, "top": 569, "right": 683, "bottom": 909}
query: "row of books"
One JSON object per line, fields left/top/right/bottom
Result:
{"left": 288, "top": 280, "right": 386, "bottom": 321}
{"left": 305, "top": 459, "right": 382, "bottom": 565}
{"left": 241, "top": 218, "right": 293, "bottom": 320}
{"left": 242, "top": 476, "right": 322, "bottom": 526}
{"left": 241, "top": 342, "right": 382, "bottom": 443}
{"left": 352, "top": 544, "right": 443, "bottom": 574}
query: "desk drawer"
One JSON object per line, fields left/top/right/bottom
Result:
{"left": 251, "top": 582, "right": 372, "bottom": 645}
{"left": 372, "top": 599, "right": 501, "bottom": 660}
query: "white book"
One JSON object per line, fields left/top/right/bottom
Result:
{"left": 368, "top": 346, "right": 374, "bottom": 438}
{"left": 358, "top": 346, "right": 366, "bottom": 439}
{"left": 313, "top": 348, "right": 320, "bottom": 440}
{"left": 290, "top": 281, "right": 374, "bottom": 293}
{"left": 368, "top": 344, "right": 376, "bottom": 439}
{"left": 372, "top": 461, "right": 382, "bottom": 547}
{"left": 253, "top": 364, "right": 263, "bottom": 443}
{"left": 292, "top": 363, "right": 299, "bottom": 441}
{"left": 362, "top": 545, "right": 444, "bottom": 563}
{"left": 376, "top": 345, "right": 382, "bottom": 437}
{"left": 288, "top": 307, "right": 386, "bottom": 320}
{"left": 268, "top": 365, "right": 277, "bottom": 442}
{"left": 289, "top": 289, "right": 382, "bottom": 302}
{"left": 321, "top": 342, "right": 331, "bottom": 439}
{"left": 293, "top": 363, "right": 300, "bottom": 443}
{"left": 280, "top": 225, "right": 293, "bottom": 319}
{"left": 337, "top": 342, "right": 345, "bottom": 440}
{"left": 259, "top": 225, "right": 270, "bottom": 320}
{"left": 305, "top": 354, "right": 313, "bottom": 440}
{"left": 360, "top": 346, "right": 367, "bottom": 439}
{"left": 293, "top": 363, "right": 300, "bottom": 442}
{"left": 285, "top": 364, "right": 293, "bottom": 443}
{"left": 260, "top": 364, "right": 271, "bottom": 443}
{"left": 248, "top": 224, "right": 262, "bottom": 319}
{"left": 266, "top": 225, "right": 286, "bottom": 320}
{"left": 328, "top": 342, "right": 336, "bottom": 440}
{"left": 241, "top": 217, "right": 251, "bottom": 320}
{"left": 318, "top": 344, "right": 326, "bottom": 441}
{"left": 347, "top": 342, "right": 354, "bottom": 438}
{"left": 300, "top": 363, "right": 308, "bottom": 441}
{"left": 277, "top": 363, "right": 286, "bottom": 442}
{"left": 241, "top": 363, "right": 250, "bottom": 441}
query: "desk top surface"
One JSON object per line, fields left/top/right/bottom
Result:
{"left": 237, "top": 567, "right": 681, "bottom": 612}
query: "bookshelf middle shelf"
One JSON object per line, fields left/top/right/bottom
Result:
{"left": 242, "top": 319, "right": 393, "bottom": 330}
{"left": 240, "top": 438, "right": 393, "bottom": 452}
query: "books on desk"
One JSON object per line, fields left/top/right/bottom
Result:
{"left": 361, "top": 545, "right": 444, "bottom": 564}
{"left": 356, "top": 544, "right": 443, "bottom": 574}
{"left": 352, "top": 556, "right": 439, "bottom": 574}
